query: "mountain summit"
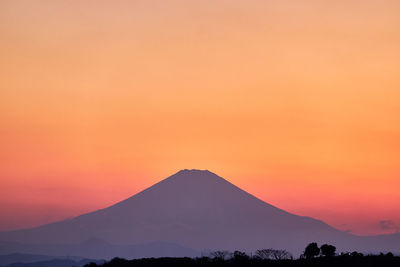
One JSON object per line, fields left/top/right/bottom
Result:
{"left": 0, "top": 170, "right": 399, "bottom": 258}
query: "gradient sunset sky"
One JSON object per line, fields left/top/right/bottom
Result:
{"left": 1, "top": 0, "right": 400, "bottom": 235}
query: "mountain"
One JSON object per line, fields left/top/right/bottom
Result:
{"left": 0, "top": 253, "right": 84, "bottom": 266}
{"left": 1, "top": 258, "right": 104, "bottom": 267}
{"left": 0, "top": 170, "right": 399, "bottom": 258}
{"left": 0, "top": 240, "right": 198, "bottom": 261}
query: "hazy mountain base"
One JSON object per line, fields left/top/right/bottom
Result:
{"left": 1, "top": 258, "right": 104, "bottom": 267}
{"left": 0, "top": 253, "right": 86, "bottom": 266}
{"left": 0, "top": 240, "right": 198, "bottom": 260}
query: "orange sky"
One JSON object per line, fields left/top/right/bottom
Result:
{"left": 0, "top": 0, "right": 400, "bottom": 235}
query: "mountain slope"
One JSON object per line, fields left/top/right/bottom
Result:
{"left": 0, "top": 170, "right": 399, "bottom": 257}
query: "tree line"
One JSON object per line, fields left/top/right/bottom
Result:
{"left": 84, "top": 242, "right": 399, "bottom": 267}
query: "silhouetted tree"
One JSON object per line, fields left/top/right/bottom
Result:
{"left": 304, "top": 242, "right": 320, "bottom": 259}
{"left": 232, "top": 251, "right": 250, "bottom": 262}
{"left": 320, "top": 244, "right": 336, "bottom": 257}
{"left": 254, "top": 249, "right": 273, "bottom": 260}
{"left": 211, "top": 250, "right": 231, "bottom": 261}
{"left": 254, "top": 249, "right": 292, "bottom": 260}
{"left": 350, "top": 251, "right": 363, "bottom": 257}
{"left": 271, "top": 249, "right": 292, "bottom": 260}
{"left": 197, "top": 256, "right": 211, "bottom": 264}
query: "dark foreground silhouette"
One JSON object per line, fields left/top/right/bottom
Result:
{"left": 84, "top": 254, "right": 400, "bottom": 267}
{"left": 84, "top": 243, "right": 398, "bottom": 267}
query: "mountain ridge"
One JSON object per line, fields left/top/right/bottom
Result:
{"left": 0, "top": 169, "right": 399, "bottom": 258}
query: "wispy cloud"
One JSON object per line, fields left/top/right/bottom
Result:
{"left": 379, "top": 220, "right": 400, "bottom": 233}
